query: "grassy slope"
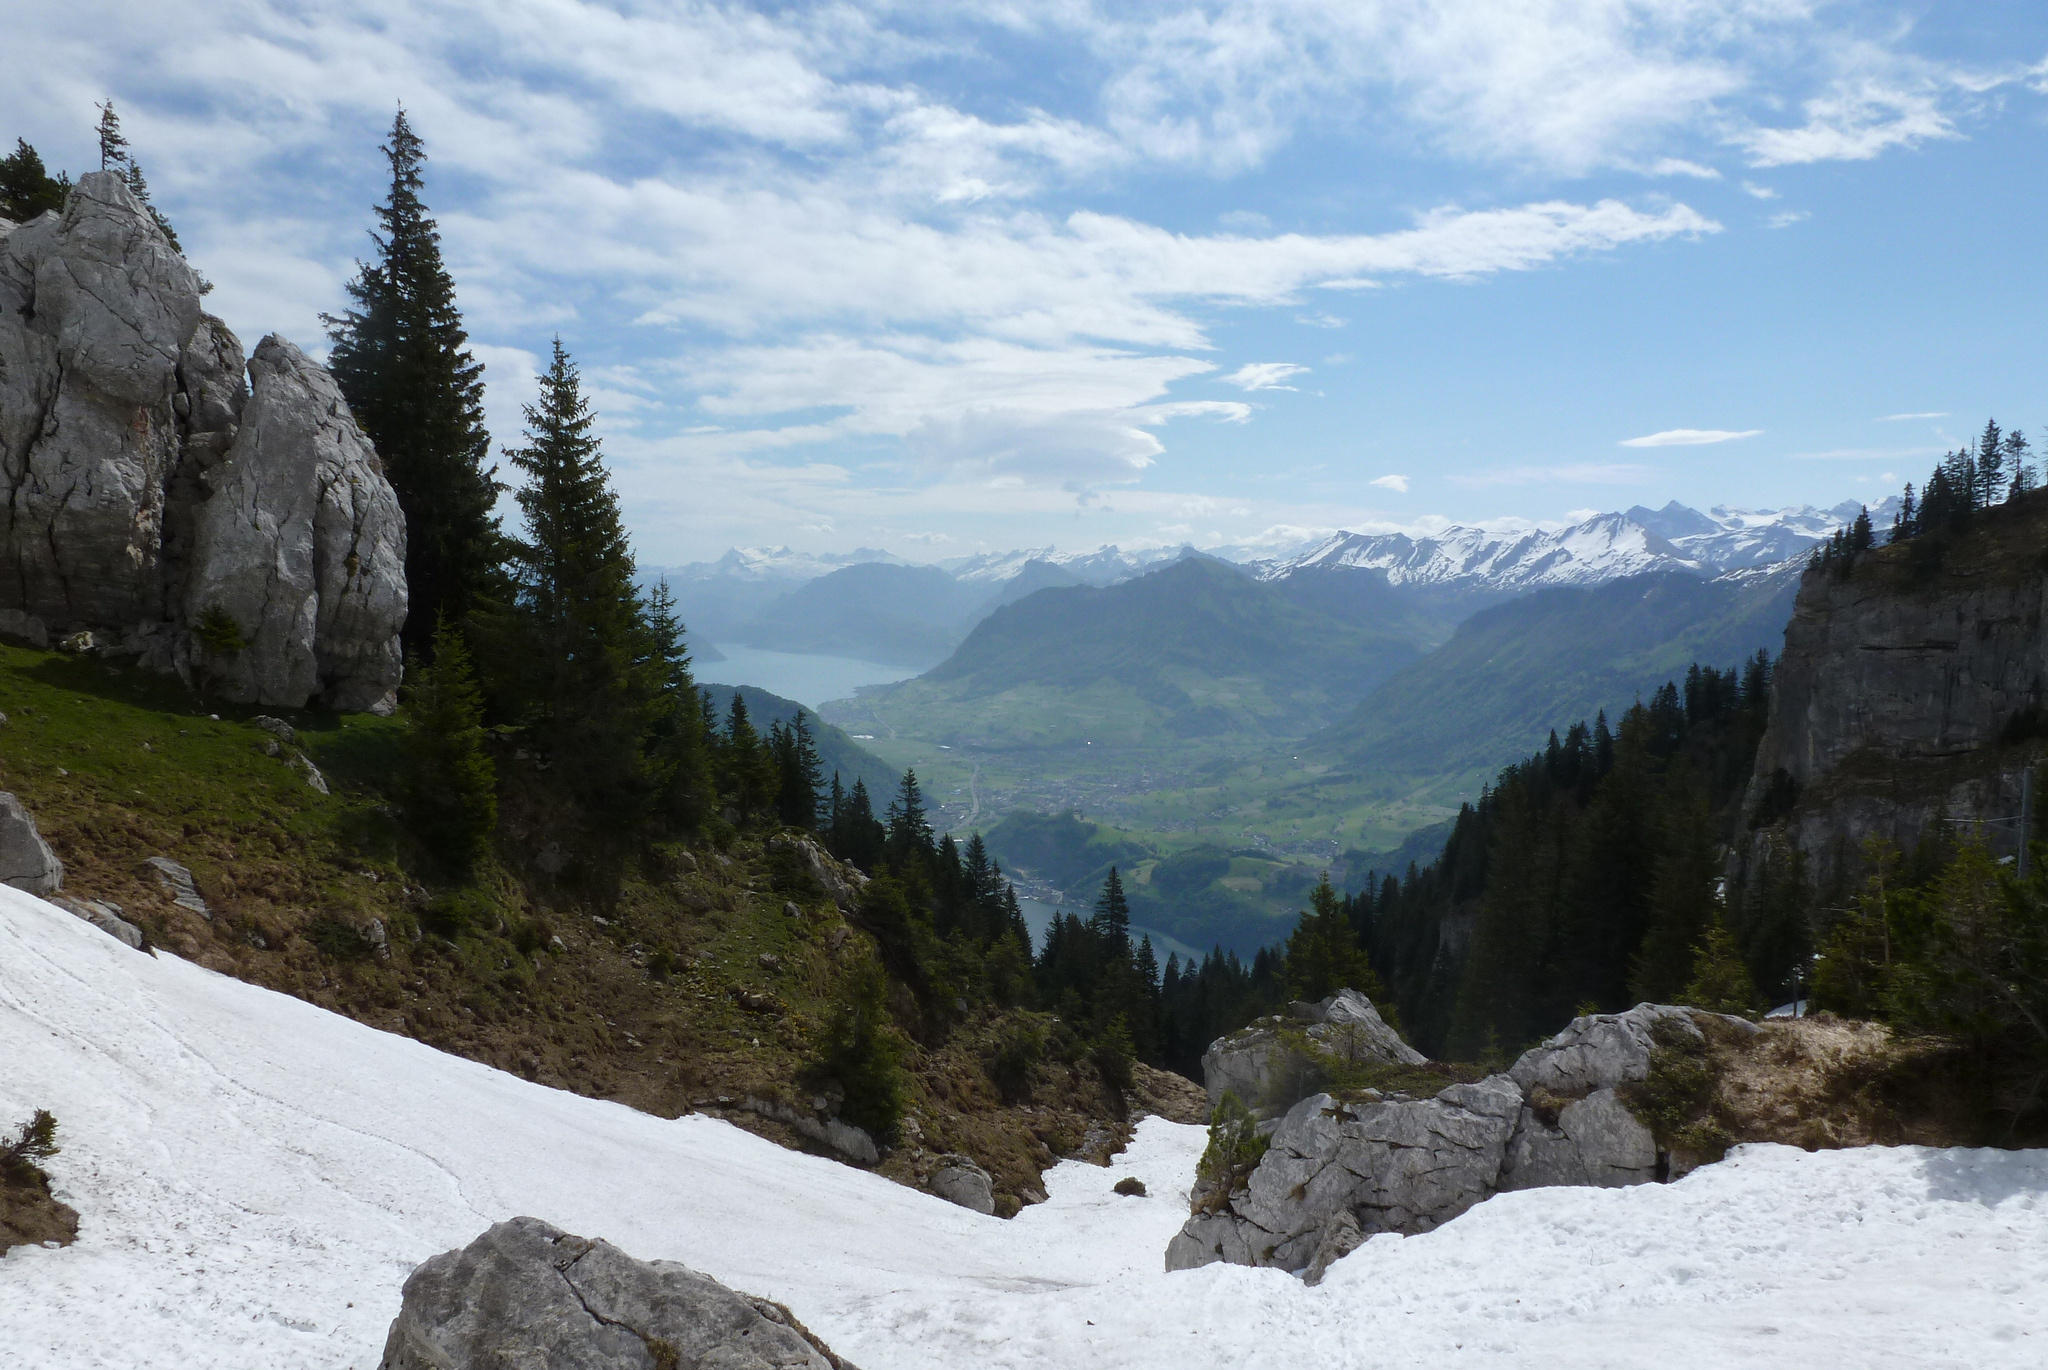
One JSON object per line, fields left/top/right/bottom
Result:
{"left": 1316, "top": 567, "right": 1802, "bottom": 801}
{"left": 0, "top": 642, "right": 1185, "bottom": 1213}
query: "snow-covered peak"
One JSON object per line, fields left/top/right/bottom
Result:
{"left": 1253, "top": 499, "right": 1884, "bottom": 592}
{"left": 941, "top": 543, "right": 1185, "bottom": 587}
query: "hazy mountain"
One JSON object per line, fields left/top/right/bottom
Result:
{"left": 941, "top": 543, "right": 1189, "bottom": 587}
{"left": 696, "top": 683, "right": 900, "bottom": 800}
{"left": 832, "top": 556, "right": 1428, "bottom": 747}
{"left": 639, "top": 547, "right": 910, "bottom": 643}
{"left": 1312, "top": 560, "right": 1805, "bottom": 797}
{"left": 725, "top": 562, "right": 986, "bottom": 668}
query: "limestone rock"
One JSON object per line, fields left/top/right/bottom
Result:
{"left": 53, "top": 896, "right": 144, "bottom": 950}
{"left": 738, "top": 1096, "right": 879, "bottom": 1165}
{"left": 0, "top": 793, "right": 63, "bottom": 894}
{"left": 767, "top": 833, "right": 869, "bottom": 910}
{"left": 1201, "top": 988, "right": 1426, "bottom": 1117}
{"left": 144, "top": 856, "right": 208, "bottom": 918}
{"left": 181, "top": 336, "right": 406, "bottom": 712}
{"left": 928, "top": 1155, "right": 996, "bottom": 1215}
{"left": 379, "top": 1216, "right": 852, "bottom": 1370}
{"left": 1499, "top": 1086, "right": 1657, "bottom": 1191}
{"left": 0, "top": 173, "right": 406, "bottom": 712}
{"left": 1164, "top": 1075, "right": 1523, "bottom": 1274}
{"left": 1507, "top": 1002, "right": 1753, "bottom": 1096}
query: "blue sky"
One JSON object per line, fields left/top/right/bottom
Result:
{"left": 9, "top": 2, "right": 2048, "bottom": 563}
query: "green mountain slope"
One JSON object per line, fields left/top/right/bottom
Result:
{"left": 837, "top": 557, "right": 1426, "bottom": 749}
{"left": 1315, "top": 566, "right": 1801, "bottom": 798}
{"left": 698, "top": 683, "right": 899, "bottom": 800}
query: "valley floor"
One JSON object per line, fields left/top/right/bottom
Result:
{"left": 2, "top": 887, "right": 2043, "bottom": 1369}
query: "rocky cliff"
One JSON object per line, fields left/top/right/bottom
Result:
{"left": 0, "top": 172, "right": 404, "bottom": 711}
{"left": 1742, "top": 490, "right": 2048, "bottom": 888}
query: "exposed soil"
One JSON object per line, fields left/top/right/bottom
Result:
{"left": 1, "top": 1163, "right": 79, "bottom": 1255}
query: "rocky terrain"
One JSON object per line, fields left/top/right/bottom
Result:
{"left": 1168, "top": 992, "right": 1977, "bottom": 1280}
{"left": 0, "top": 171, "right": 404, "bottom": 711}
{"left": 1743, "top": 488, "right": 2048, "bottom": 888}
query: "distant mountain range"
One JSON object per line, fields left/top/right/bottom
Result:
{"left": 647, "top": 498, "right": 1885, "bottom": 672}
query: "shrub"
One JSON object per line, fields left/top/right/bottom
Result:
{"left": 191, "top": 603, "right": 247, "bottom": 658}
{"left": 987, "top": 1022, "right": 1044, "bottom": 1103}
{"left": 421, "top": 889, "right": 496, "bottom": 939}
{"left": 1195, "top": 1091, "right": 1267, "bottom": 1204}
{"left": 809, "top": 961, "right": 906, "bottom": 1142}
{"left": 1091, "top": 1014, "right": 1135, "bottom": 1094}
{"left": 306, "top": 913, "right": 373, "bottom": 961}
{"left": 1, "top": 1109, "right": 58, "bottom": 1182}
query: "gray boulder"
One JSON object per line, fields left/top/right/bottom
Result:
{"left": 144, "top": 856, "right": 209, "bottom": 918}
{"left": 1498, "top": 1087, "right": 1657, "bottom": 1191}
{"left": 1202, "top": 988, "right": 1426, "bottom": 1117}
{"left": 1165, "top": 1075, "right": 1523, "bottom": 1274}
{"left": 54, "top": 896, "right": 144, "bottom": 950}
{"left": 928, "top": 1156, "right": 996, "bottom": 1216}
{"left": 766, "top": 833, "right": 868, "bottom": 910}
{"left": 380, "top": 1216, "right": 853, "bottom": 1370}
{"left": 0, "top": 792, "right": 63, "bottom": 894}
{"left": 0, "top": 173, "right": 405, "bottom": 711}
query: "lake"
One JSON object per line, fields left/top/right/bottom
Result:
{"left": 699, "top": 644, "right": 914, "bottom": 710}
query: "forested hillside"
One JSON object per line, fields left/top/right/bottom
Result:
{"left": 1316, "top": 565, "right": 1800, "bottom": 800}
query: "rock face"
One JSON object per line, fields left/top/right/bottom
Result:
{"left": 0, "top": 173, "right": 405, "bottom": 711}
{"left": 380, "top": 1216, "right": 854, "bottom": 1370}
{"left": 1742, "top": 498, "right": 2048, "bottom": 888}
{"left": 1169, "top": 1001, "right": 1759, "bottom": 1278}
{"left": 0, "top": 792, "right": 63, "bottom": 894}
{"left": 54, "top": 895, "right": 144, "bottom": 950}
{"left": 1201, "top": 989, "right": 1427, "bottom": 1117}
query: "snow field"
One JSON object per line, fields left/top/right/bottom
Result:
{"left": 2, "top": 886, "right": 2044, "bottom": 1369}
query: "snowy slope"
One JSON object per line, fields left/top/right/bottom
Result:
{"left": 4, "top": 888, "right": 2045, "bottom": 1370}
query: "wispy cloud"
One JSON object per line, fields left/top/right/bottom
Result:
{"left": 1786, "top": 446, "right": 1944, "bottom": 461}
{"left": 1741, "top": 181, "right": 1779, "bottom": 200}
{"left": 1767, "top": 210, "right": 1810, "bottom": 229}
{"left": 1620, "top": 428, "right": 1762, "bottom": 448}
{"left": 1369, "top": 474, "right": 1410, "bottom": 492}
{"left": 1879, "top": 411, "right": 1948, "bottom": 421}
{"left": 1221, "top": 362, "right": 1310, "bottom": 392}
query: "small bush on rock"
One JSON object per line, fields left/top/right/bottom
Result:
{"left": 1196, "top": 1090, "right": 1268, "bottom": 1205}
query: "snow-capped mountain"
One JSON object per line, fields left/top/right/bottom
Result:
{"left": 1254, "top": 500, "right": 1891, "bottom": 594}
{"left": 940, "top": 543, "right": 1187, "bottom": 587}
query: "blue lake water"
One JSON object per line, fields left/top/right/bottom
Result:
{"left": 1017, "top": 898, "right": 1207, "bottom": 965}
{"left": 698, "top": 644, "right": 915, "bottom": 710}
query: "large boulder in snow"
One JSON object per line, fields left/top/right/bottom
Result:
{"left": 928, "top": 1155, "right": 996, "bottom": 1215}
{"left": 0, "top": 792, "right": 62, "bottom": 895}
{"left": 1164, "top": 1075, "right": 1523, "bottom": 1275}
{"left": 0, "top": 173, "right": 405, "bottom": 711}
{"left": 1201, "top": 988, "right": 1425, "bottom": 1118}
{"left": 379, "top": 1216, "right": 855, "bottom": 1370}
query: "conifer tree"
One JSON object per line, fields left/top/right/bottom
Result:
{"left": 1091, "top": 866, "right": 1132, "bottom": 957}
{"left": 718, "top": 691, "right": 778, "bottom": 819}
{"left": 402, "top": 619, "right": 498, "bottom": 874}
{"left": 0, "top": 140, "right": 69, "bottom": 222}
{"left": 326, "top": 110, "right": 501, "bottom": 657}
{"left": 1285, "top": 874, "right": 1381, "bottom": 1003}
{"left": 95, "top": 101, "right": 128, "bottom": 171}
{"left": 1680, "top": 912, "right": 1762, "bottom": 1016}
{"left": 885, "top": 769, "right": 933, "bottom": 859}
{"left": 1977, "top": 420, "right": 2006, "bottom": 508}
{"left": 772, "top": 710, "right": 824, "bottom": 829}
{"left": 120, "top": 159, "right": 181, "bottom": 252}
{"left": 499, "top": 339, "right": 672, "bottom": 838}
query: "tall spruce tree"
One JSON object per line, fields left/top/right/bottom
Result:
{"left": 500, "top": 340, "right": 668, "bottom": 839}
{"left": 326, "top": 110, "right": 501, "bottom": 657}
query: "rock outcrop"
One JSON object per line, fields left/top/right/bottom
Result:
{"left": 1741, "top": 492, "right": 2048, "bottom": 888}
{"left": 380, "top": 1216, "right": 855, "bottom": 1370}
{"left": 1167, "top": 999, "right": 1759, "bottom": 1278}
{"left": 0, "top": 792, "right": 63, "bottom": 894}
{"left": 1201, "top": 989, "right": 1427, "bottom": 1117}
{"left": 0, "top": 173, "right": 404, "bottom": 711}
{"left": 928, "top": 1155, "right": 996, "bottom": 1215}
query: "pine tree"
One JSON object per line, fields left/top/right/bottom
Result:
{"left": 1091, "top": 866, "right": 1132, "bottom": 958}
{"left": 1284, "top": 874, "right": 1381, "bottom": 1003}
{"left": 499, "top": 339, "right": 672, "bottom": 838}
{"left": 1977, "top": 420, "right": 2006, "bottom": 508}
{"left": 325, "top": 110, "right": 501, "bottom": 658}
{"left": 2005, "top": 429, "right": 2035, "bottom": 496}
{"left": 718, "top": 691, "right": 778, "bottom": 819}
{"left": 885, "top": 769, "right": 933, "bottom": 859}
{"left": 119, "top": 159, "right": 181, "bottom": 252}
{"left": 773, "top": 710, "right": 823, "bottom": 829}
{"left": 635, "top": 579, "right": 714, "bottom": 832}
{"left": 402, "top": 619, "right": 498, "bottom": 874}
{"left": 1681, "top": 912, "right": 1762, "bottom": 1016}
{"left": 95, "top": 101, "right": 128, "bottom": 171}
{"left": 1848, "top": 505, "right": 1873, "bottom": 552}
{"left": 0, "top": 140, "right": 69, "bottom": 222}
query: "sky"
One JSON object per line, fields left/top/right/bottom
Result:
{"left": 8, "top": 2, "right": 2048, "bottom": 565}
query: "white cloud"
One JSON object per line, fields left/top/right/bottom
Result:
{"left": 1644, "top": 158, "right": 1721, "bottom": 179}
{"left": 1620, "top": 428, "right": 1762, "bottom": 447}
{"left": 1741, "top": 181, "right": 1779, "bottom": 199}
{"left": 1767, "top": 209, "right": 1810, "bottom": 228}
{"left": 1879, "top": 411, "right": 1947, "bottom": 421}
{"left": 1369, "top": 474, "right": 1410, "bottom": 492}
{"left": 1221, "top": 362, "right": 1310, "bottom": 391}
